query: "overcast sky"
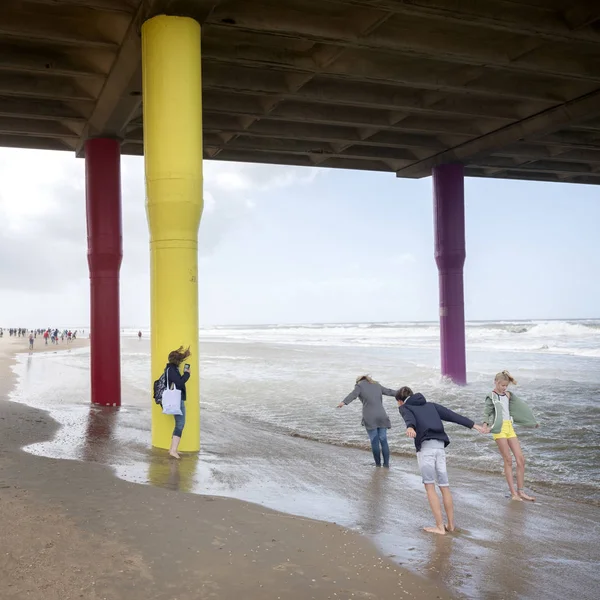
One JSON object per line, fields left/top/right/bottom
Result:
{"left": 0, "top": 147, "right": 598, "bottom": 327}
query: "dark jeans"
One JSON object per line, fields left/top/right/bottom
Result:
{"left": 367, "top": 427, "right": 390, "bottom": 467}
{"left": 173, "top": 400, "right": 186, "bottom": 438}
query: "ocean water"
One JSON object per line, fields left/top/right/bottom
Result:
{"left": 12, "top": 320, "right": 600, "bottom": 505}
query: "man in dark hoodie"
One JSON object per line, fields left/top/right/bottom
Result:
{"left": 396, "top": 386, "right": 487, "bottom": 535}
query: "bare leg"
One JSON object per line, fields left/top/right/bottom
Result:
{"left": 508, "top": 437, "right": 535, "bottom": 501}
{"left": 169, "top": 435, "right": 181, "bottom": 459}
{"left": 423, "top": 484, "right": 446, "bottom": 535}
{"left": 495, "top": 439, "right": 522, "bottom": 501}
{"left": 440, "top": 486, "right": 455, "bottom": 531}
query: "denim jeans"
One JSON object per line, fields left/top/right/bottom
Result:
{"left": 367, "top": 427, "right": 390, "bottom": 467}
{"left": 173, "top": 400, "right": 186, "bottom": 438}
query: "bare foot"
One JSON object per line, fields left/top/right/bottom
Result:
{"left": 518, "top": 491, "right": 536, "bottom": 502}
{"left": 169, "top": 451, "right": 181, "bottom": 460}
{"left": 445, "top": 524, "right": 456, "bottom": 533}
{"left": 424, "top": 526, "right": 446, "bottom": 535}
{"left": 511, "top": 494, "right": 524, "bottom": 502}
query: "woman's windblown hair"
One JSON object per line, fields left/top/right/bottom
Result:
{"left": 168, "top": 346, "right": 191, "bottom": 366}
{"left": 356, "top": 374, "right": 376, "bottom": 385}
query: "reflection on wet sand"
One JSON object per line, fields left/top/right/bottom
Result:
{"left": 425, "top": 534, "right": 455, "bottom": 590}
{"left": 355, "top": 468, "right": 392, "bottom": 535}
{"left": 147, "top": 450, "right": 198, "bottom": 493}
{"left": 83, "top": 406, "right": 118, "bottom": 463}
{"left": 483, "top": 503, "right": 532, "bottom": 600}
{"left": 425, "top": 503, "right": 532, "bottom": 600}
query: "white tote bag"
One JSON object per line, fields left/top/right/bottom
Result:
{"left": 161, "top": 369, "right": 183, "bottom": 415}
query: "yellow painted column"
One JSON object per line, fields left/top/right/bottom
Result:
{"left": 142, "top": 15, "right": 203, "bottom": 451}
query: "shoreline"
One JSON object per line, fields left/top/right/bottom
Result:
{"left": 4, "top": 336, "right": 600, "bottom": 600}
{"left": 0, "top": 336, "right": 453, "bottom": 600}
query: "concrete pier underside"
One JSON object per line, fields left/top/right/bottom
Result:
{"left": 1, "top": 0, "right": 600, "bottom": 184}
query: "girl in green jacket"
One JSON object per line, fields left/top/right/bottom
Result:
{"left": 483, "top": 371, "right": 538, "bottom": 502}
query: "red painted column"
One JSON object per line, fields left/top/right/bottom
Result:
{"left": 433, "top": 163, "right": 467, "bottom": 385}
{"left": 85, "top": 138, "right": 123, "bottom": 406}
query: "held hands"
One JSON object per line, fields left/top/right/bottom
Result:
{"left": 406, "top": 427, "right": 416, "bottom": 439}
{"left": 473, "top": 424, "right": 490, "bottom": 434}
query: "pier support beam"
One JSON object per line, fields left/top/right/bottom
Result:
{"left": 85, "top": 138, "right": 123, "bottom": 406}
{"left": 433, "top": 163, "right": 467, "bottom": 385}
{"left": 142, "top": 15, "right": 203, "bottom": 451}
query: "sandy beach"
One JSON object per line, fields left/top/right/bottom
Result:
{"left": 2, "top": 332, "right": 600, "bottom": 600}
{"left": 0, "top": 334, "right": 453, "bottom": 600}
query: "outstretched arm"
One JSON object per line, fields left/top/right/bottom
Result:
{"left": 433, "top": 403, "right": 474, "bottom": 429}
{"left": 380, "top": 385, "right": 397, "bottom": 397}
{"left": 337, "top": 385, "right": 360, "bottom": 408}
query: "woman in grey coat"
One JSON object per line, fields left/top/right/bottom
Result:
{"left": 337, "top": 375, "right": 397, "bottom": 468}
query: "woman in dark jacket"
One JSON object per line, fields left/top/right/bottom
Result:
{"left": 166, "top": 346, "right": 191, "bottom": 459}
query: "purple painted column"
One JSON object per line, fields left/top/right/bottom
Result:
{"left": 433, "top": 163, "right": 467, "bottom": 385}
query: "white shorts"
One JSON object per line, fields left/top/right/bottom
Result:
{"left": 417, "top": 440, "right": 449, "bottom": 487}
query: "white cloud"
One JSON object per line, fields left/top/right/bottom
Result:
{"left": 0, "top": 151, "right": 82, "bottom": 232}
{"left": 207, "top": 161, "right": 320, "bottom": 193}
{"left": 280, "top": 276, "right": 387, "bottom": 295}
{"left": 212, "top": 171, "right": 249, "bottom": 191}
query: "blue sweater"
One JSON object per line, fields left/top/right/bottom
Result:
{"left": 399, "top": 393, "right": 474, "bottom": 451}
{"left": 166, "top": 364, "right": 190, "bottom": 401}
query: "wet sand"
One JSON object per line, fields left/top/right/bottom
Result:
{"left": 0, "top": 335, "right": 453, "bottom": 600}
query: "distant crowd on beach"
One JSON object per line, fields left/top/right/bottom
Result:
{"left": 1, "top": 327, "right": 83, "bottom": 351}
